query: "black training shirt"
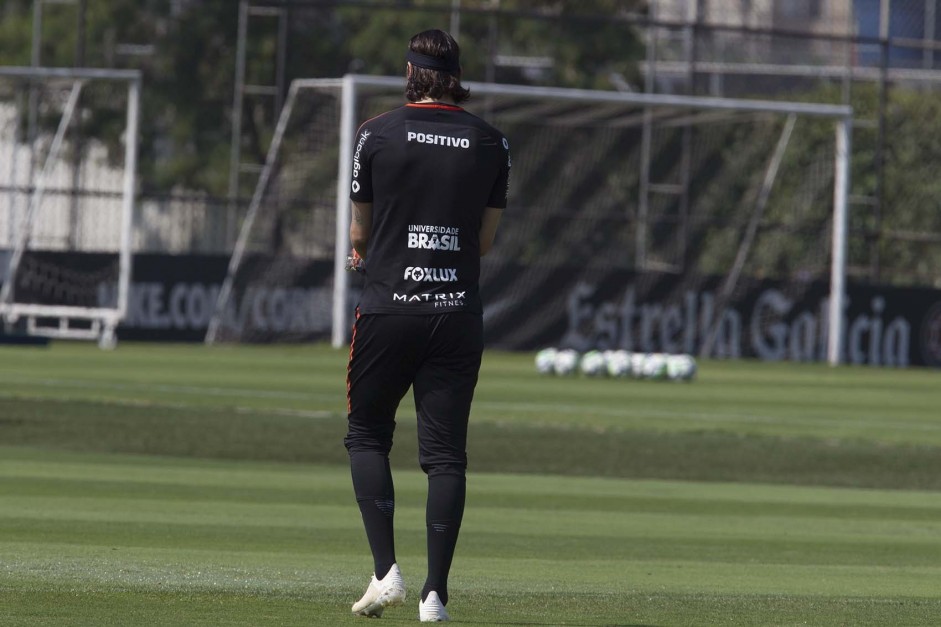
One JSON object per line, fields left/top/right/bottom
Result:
{"left": 349, "top": 102, "right": 511, "bottom": 315}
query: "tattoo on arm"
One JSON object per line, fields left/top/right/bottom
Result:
{"left": 350, "top": 201, "right": 371, "bottom": 258}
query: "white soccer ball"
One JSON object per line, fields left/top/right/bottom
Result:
{"left": 642, "top": 353, "right": 668, "bottom": 380}
{"left": 629, "top": 352, "right": 646, "bottom": 379}
{"left": 666, "top": 354, "right": 697, "bottom": 381}
{"left": 535, "top": 348, "right": 558, "bottom": 375}
{"left": 579, "top": 350, "right": 608, "bottom": 377}
{"left": 605, "top": 350, "right": 632, "bottom": 378}
{"left": 553, "top": 349, "right": 580, "bottom": 376}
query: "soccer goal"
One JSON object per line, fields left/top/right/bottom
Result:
{"left": 206, "top": 74, "right": 852, "bottom": 365}
{"left": 0, "top": 67, "right": 140, "bottom": 347}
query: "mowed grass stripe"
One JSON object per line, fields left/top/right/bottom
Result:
{"left": 6, "top": 519, "right": 941, "bottom": 570}
{"left": 11, "top": 446, "right": 941, "bottom": 509}
{"left": 3, "top": 451, "right": 941, "bottom": 572}
{"left": 4, "top": 373, "right": 941, "bottom": 438}
{"left": 3, "top": 591, "right": 938, "bottom": 627}
{"left": 2, "top": 589, "right": 940, "bottom": 627}
{"left": 6, "top": 490, "right": 941, "bottom": 546}
{"left": 6, "top": 394, "right": 941, "bottom": 490}
{"left": 7, "top": 450, "right": 941, "bottom": 513}
{"left": 5, "top": 506, "right": 941, "bottom": 571}
{"left": 2, "top": 342, "right": 941, "bottom": 444}
{"left": 5, "top": 374, "right": 941, "bottom": 446}
{"left": 7, "top": 541, "right": 941, "bottom": 599}
{"left": 5, "top": 492, "right": 941, "bottom": 547}
{"left": 7, "top": 474, "right": 941, "bottom": 522}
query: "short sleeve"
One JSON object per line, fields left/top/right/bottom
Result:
{"left": 487, "top": 134, "right": 511, "bottom": 209}
{"left": 349, "top": 123, "right": 374, "bottom": 203}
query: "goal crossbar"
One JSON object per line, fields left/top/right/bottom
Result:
{"left": 295, "top": 75, "right": 852, "bottom": 118}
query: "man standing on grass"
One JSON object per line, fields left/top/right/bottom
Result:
{"left": 343, "top": 28, "right": 510, "bottom": 623}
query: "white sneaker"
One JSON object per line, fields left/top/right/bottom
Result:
{"left": 418, "top": 591, "right": 450, "bottom": 622}
{"left": 351, "top": 563, "right": 406, "bottom": 618}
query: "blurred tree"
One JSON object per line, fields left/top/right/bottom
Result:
{"left": 0, "top": 2, "right": 33, "bottom": 66}
{"left": 0, "top": 0, "right": 237, "bottom": 194}
{"left": 0, "top": 0, "right": 645, "bottom": 196}
{"left": 334, "top": 0, "right": 646, "bottom": 90}
{"left": 146, "top": 0, "right": 239, "bottom": 193}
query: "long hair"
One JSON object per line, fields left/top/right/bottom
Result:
{"left": 405, "top": 30, "right": 471, "bottom": 104}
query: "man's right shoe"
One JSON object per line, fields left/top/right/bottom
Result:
{"left": 418, "top": 591, "right": 450, "bottom": 622}
{"left": 351, "top": 563, "right": 406, "bottom": 618}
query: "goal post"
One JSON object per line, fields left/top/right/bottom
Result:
{"left": 208, "top": 74, "right": 852, "bottom": 365}
{"left": 0, "top": 66, "right": 140, "bottom": 347}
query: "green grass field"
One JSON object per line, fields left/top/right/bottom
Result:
{"left": 2, "top": 342, "right": 941, "bottom": 626}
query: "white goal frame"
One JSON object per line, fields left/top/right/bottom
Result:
{"left": 0, "top": 67, "right": 141, "bottom": 347}
{"left": 208, "top": 74, "right": 852, "bottom": 365}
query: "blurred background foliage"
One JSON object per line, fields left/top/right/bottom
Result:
{"left": 0, "top": 0, "right": 646, "bottom": 196}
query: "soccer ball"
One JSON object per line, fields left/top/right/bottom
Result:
{"left": 534, "top": 348, "right": 558, "bottom": 374}
{"left": 579, "top": 350, "right": 607, "bottom": 377}
{"left": 604, "top": 350, "right": 632, "bottom": 378}
{"left": 552, "top": 349, "right": 580, "bottom": 376}
{"left": 666, "top": 354, "right": 697, "bottom": 381}
{"left": 629, "top": 352, "right": 646, "bottom": 379}
{"left": 642, "top": 353, "right": 668, "bottom": 380}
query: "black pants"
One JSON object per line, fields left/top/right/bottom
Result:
{"left": 345, "top": 311, "right": 483, "bottom": 475}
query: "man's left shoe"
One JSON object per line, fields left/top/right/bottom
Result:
{"left": 351, "top": 563, "right": 407, "bottom": 618}
{"left": 418, "top": 591, "right": 450, "bottom": 622}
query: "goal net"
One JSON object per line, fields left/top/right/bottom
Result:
{"left": 0, "top": 67, "right": 140, "bottom": 346}
{"left": 207, "top": 75, "right": 851, "bottom": 364}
